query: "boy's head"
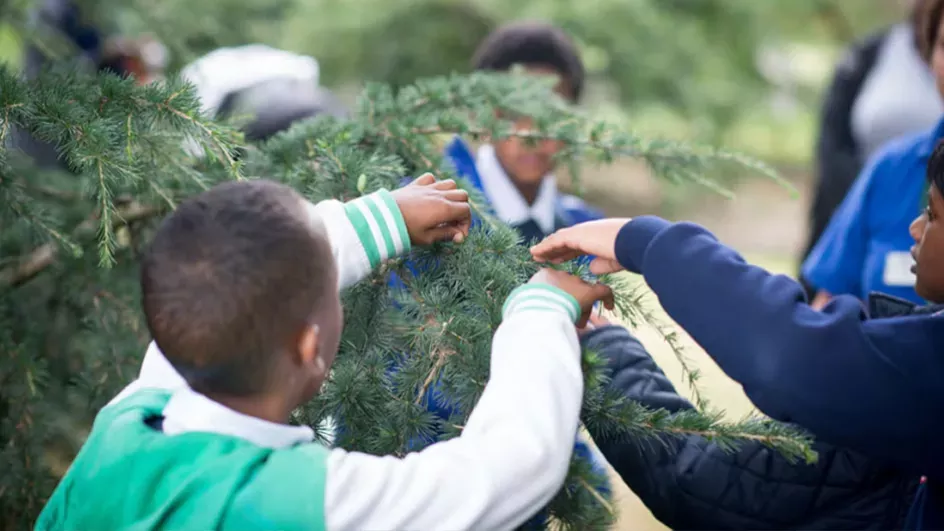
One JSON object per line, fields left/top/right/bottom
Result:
{"left": 141, "top": 180, "right": 342, "bottom": 406}
{"left": 911, "top": 140, "right": 944, "bottom": 303}
{"left": 473, "top": 21, "right": 584, "bottom": 194}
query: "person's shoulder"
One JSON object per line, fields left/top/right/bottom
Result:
{"left": 835, "top": 25, "right": 892, "bottom": 75}
{"left": 558, "top": 193, "right": 603, "bottom": 224}
{"left": 181, "top": 45, "right": 319, "bottom": 89}
{"left": 864, "top": 126, "right": 936, "bottom": 175}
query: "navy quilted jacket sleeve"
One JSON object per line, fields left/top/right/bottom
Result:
{"left": 582, "top": 325, "right": 919, "bottom": 530}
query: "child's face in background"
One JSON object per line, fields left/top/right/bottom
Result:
{"left": 910, "top": 184, "right": 944, "bottom": 303}
{"left": 493, "top": 66, "right": 574, "bottom": 194}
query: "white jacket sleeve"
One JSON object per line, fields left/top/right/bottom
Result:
{"left": 109, "top": 189, "right": 411, "bottom": 405}
{"left": 304, "top": 189, "right": 411, "bottom": 290}
{"left": 324, "top": 283, "right": 584, "bottom": 531}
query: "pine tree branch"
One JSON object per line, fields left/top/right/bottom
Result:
{"left": 0, "top": 202, "right": 162, "bottom": 289}
{"left": 600, "top": 274, "right": 709, "bottom": 409}
{"left": 27, "top": 184, "right": 80, "bottom": 202}
{"left": 578, "top": 477, "right": 615, "bottom": 516}
{"left": 148, "top": 89, "right": 240, "bottom": 176}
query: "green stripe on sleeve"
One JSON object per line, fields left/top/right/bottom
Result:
{"left": 502, "top": 284, "right": 581, "bottom": 323}
{"left": 343, "top": 201, "right": 381, "bottom": 268}
{"left": 363, "top": 195, "right": 397, "bottom": 258}
{"left": 377, "top": 189, "right": 411, "bottom": 254}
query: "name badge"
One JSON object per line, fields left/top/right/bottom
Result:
{"left": 883, "top": 251, "right": 916, "bottom": 287}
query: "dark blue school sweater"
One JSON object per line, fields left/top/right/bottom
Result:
{"left": 614, "top": 216, "right": 944, "bottom": 530}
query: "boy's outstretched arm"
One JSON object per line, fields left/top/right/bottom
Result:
{"left": 532, "top": 218, "right": 944, "bottom": 478}
{"left": 113, "top": 174, "right": 471, "bottom": 404}
{"left": 308, "top": 173, "right": 471, "bottom": 290}
{"left": 322, "top": 270, "right": 612, "bottom": 530}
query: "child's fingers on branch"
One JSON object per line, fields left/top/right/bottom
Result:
{"left": 578, "top": 284, "right": 614, "bottom": 328}
{"left": 432, "top": 179, "right": 458, "bottom": 190}
{"left": 530, "top": 218, "right": 632, "bottom": 266}
{"left": 589, "top": 257, "right": 623, "bottom": 275}
{"left": 443, "top": 189, "right": 469, "bottom": 202}
{"left": 426, "top": 223, "right": 469, "bottom": 243}
{"left": 412, "top": 172, "right": 436, "bottom": 186}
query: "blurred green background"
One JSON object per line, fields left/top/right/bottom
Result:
{"left": 0, "top": 0, "right": 905, "bottom": 166}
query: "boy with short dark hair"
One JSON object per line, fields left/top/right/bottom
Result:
{"left": 446, "top": 20, "right": 601, "bottom": 244}
{"left": 37, "top": 175, "right": 614, "bottom": 530}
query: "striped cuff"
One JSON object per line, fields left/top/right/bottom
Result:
{"left": 343, "top": 189, "right": 411, "bottom": 268}
{"left": 502, "top": 284, "right": 581, "bottom": 324}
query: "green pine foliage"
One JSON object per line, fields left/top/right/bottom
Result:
{"left": 1, "top": 65, "right": 812, "bottom": 530}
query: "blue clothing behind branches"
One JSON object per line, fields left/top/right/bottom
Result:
{"left": 443, "top": 137, "right": 603, "bottom": 240}
{"left": 387, "top": 137, "right": 608, "bottom": 527}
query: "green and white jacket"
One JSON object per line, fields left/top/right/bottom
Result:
{"left": 37, "top": 190, "right": 586, "bottom": 531}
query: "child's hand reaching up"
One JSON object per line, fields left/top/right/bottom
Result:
{"left": 530, "top": 268, "right": 615, "bottom": 328}
{"left": 392, "top": 173, "right": 472, "bottom": 245}
{"left": 530, "top": 218, "right": 631, "bottom": 275}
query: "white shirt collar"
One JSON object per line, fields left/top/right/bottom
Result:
{"left": 162, "top": 386, "right": 314, "bottom": 449}
{"left": 475, "top": 144, "right": 558, "bottom": 234}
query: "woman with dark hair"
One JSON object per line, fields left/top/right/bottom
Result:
{"left": 802, "top": 0, "right": 941, "bottom": 297}
{"left": 802, "top": 0, "right": 944, "bottom": 307}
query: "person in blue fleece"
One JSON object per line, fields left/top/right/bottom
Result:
{"left": 802, "top": 0, "right": 944, "bottom": 308}
{"left": 445, "top": 20, "right": 602, "bottom": 243}
{"left": 531, "top": 139, "right": 944, "bottom": 530}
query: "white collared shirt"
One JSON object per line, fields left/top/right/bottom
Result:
{"left": 476, "top": 144, "right": 558, "bottom": 234}
{"left": 161, "top": 387, "right": 314, "bottom": 448}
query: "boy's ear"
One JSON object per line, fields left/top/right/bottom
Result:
{"left": 297, "top": 325, "right": 325, "bottom": 374}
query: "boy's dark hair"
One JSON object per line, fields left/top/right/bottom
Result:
{"left": 472, "top": 21, "right": 584, "bottom": 101}
{"left": 916, "top": 0, "right": 944, "bottom": 62}
{"left": 141, "top": 179, "right": 332, "bottom": 397}
{"left": 928, "top": 139, "right": 944, "bottom": 195}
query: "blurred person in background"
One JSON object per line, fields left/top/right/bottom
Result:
{"left": 444, "top": 21, "right": 603, "bottom": 244}
{"left": 179, "top": 44, "right": 346, "bottom": 150}
{"left": 12, "top": 0, "right": 168, "bottom": 169}
{"left": 802, "top": 0, "right": 944, "bottom": 307}
{"left": 801, "top": 0, "right": 940, "bottom": 299}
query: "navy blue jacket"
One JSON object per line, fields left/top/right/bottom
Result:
{"left": 582, "top": 324, "right": 918, "bottom": 529}
{"left": 613, "top": 216, "right": 944, "bottom": 530}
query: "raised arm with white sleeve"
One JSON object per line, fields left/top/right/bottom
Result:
{"left": 323, "top": 283, "right": 584, "bottom": 530}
